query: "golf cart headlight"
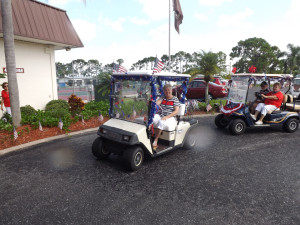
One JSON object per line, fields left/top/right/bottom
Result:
{"left": 100, "top": 127, "right": 107, "bottom": 134}
{"left": 122, "top": 135, "right": 131, "bottom": 142}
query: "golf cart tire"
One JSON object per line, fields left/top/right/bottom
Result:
{"left": 123, "top": 146, "right": 144, "bottom": 171}
{"left": 215, "top": 114, "right": 229, "bottom": 128}
{"left": 92, "top": 137, "right": 110, "bottom": 159}
{"left": 283, "top": 118, "right": 299, "bottom": 133}
{"left": 184, "top": 128, "right": 196, "bottom": 149}
{"left": 229, "top": 119, "right": 246, "bottom": 135}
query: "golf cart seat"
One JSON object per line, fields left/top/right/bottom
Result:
{"left": 284, "top": 94, "right": 300, "bottom": 110}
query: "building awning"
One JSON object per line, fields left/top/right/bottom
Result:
{"left": 0, "top": 0, "right": 83, "bottom": 50}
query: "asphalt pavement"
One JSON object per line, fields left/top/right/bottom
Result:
{"left": 0, "top": 116, "right": 299, "bottom": 225}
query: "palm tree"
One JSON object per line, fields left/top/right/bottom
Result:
{"left": 1, "top": 0, "right": 21, "bottom": 127}
{"left": 196, "top": 50, "right": 221, "bottom": 104}
{"left": 286, "top": 44, "right": 300, "bottom": 75}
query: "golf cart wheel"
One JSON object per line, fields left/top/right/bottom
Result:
{"left": 215, "top": 114, "right": 229, "bottom": 128}
{"left": 123, "top": 146, "right": 144, "bottom": 171}
{"left": 283, "top": 118, "right": 299, "bottom": 133}
{"left": 92, "top": 137, "right": 110, "bottom": 159}
{"left": 229, "top": 119, "right": 246, "bottom": 135}
{"left": 184, "top": 129, "right": 196, "bottom": 149}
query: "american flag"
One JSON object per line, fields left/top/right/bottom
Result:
{"left": 98, "top": 111, "right": 103, "bottom": 122}
{"left": 206, "top": 104, "right": 212, "bottom": 112}
{"left": 39, "top": 121, "right": 43, "bottom": 131}
{"left": 81, "top": 116, "right": 85, "bottom": 124}
{"left": 58, "top": 118, "right": 63, "bottom": 130}
{"left": 113, "top": 63, "right": 127, "bottom": 73}
{"left": 13, "top": 127, "right": 18, "bottom": 141}
{"left": 153, "top": 58, "right": 164, "bottom": 74}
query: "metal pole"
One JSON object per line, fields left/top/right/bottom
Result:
{"left": 169, "top": 0, "right": 171, "bottom": 72}
{"left": 72, "top": 61, "right": 75, "bottom": 94}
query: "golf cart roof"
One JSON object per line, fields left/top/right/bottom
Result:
{"left": 233, "top": 73, "right": 292, "bottom": 78}
{"left": 112, "top": 71, "right": 190, "bottom": 79}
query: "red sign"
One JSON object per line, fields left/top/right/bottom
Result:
{"left": 3, "top": 68, "right": 25, "bottom": 73}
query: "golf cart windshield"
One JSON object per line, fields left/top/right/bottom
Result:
{"left": 228, "top": 76, "right": 250, "bottom": 103}
{"left": 110, "top": 78, "right": 151, "bottom": 123}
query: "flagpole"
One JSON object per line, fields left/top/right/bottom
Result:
{"left": 169, "top": 0, "right": 171, "bottom": 72}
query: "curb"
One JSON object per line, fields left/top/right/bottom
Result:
{"left": 0, "top": 113, "right": 218, "bottom": 156}
{"left": 0, "top": 127, "right": 98, "bottom": 157}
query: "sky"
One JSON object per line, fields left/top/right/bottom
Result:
{"left": 43, "top": 0, "right": 300, "bottom": 69}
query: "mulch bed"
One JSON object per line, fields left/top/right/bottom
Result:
{"left": 0, "top": 110, "right": 215, "bottom": 151}
{"left": 0, "top": 117, "right": 109, "bottom": 151}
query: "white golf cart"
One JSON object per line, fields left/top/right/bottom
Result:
{"left": 92, "top": 71, "right": 198, "bottom": 171}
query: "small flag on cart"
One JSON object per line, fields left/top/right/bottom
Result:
{"left": 153, "top": 57, "right": 164, "bottom": 74}
{"left": 98, "top": 111, "right": 103, "bottom": 122}
{"left": 39, "top": 121, "right": 43, "bottom": 131}
{"left": 206, "top": 104, "right": 212, "bottom": 112}
{"left": 113, "top": 63, "right": 127, "bottom": 73}
{"left": 13, "top": 127, "right": 18, "bottom": 141}
{"left": 58, "top": 118, "right": 63, "bottom": 130}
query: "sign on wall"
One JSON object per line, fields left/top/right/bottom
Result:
{"left": 3, "top": 68, "right": 25, "bottom": 73}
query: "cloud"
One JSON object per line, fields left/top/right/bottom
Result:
{"left": 71, "top": 19, "right": 97, "bottom": 42}
{"left": 98, "top": 15, "right": 126, "bottom": 32}
{"left": 195, "top": 12, "right": 208, "bottom": 21}
{"left": 198, "top": 0, "right": 232, "bottom": 7}
{"left": 138, "top": 0, "right": 169, "bottom": 21}
{"left": 217, "top": 8, "right": 253, "bottom": 28}
{"left": 131, "top": 17, "right": 149, "bottom": 25}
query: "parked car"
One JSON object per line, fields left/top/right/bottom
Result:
{"left": 173, "top": 79, "right": 228, "bottom": 100}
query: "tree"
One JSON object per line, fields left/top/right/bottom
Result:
{"left": 230, "top": 37, "right": 284, "bottom": 73}
{"left": 1, "top": 0, "right": 21, "bottom": 127}
{"left": 196, "top": 50, "right": 224, "bottom": 104}
{"left": 285, "top": 44, "right": 300, "bottom": 75}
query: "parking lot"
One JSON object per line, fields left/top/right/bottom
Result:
{"left": 0, "top": 116, "right": 299, "bottom": 225}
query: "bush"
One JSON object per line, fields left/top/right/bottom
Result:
{"left": 68, "top": 94, "right": 85, "bottom": 116}
{"left": 45, "top": 99, "right": 69, "bottom": 112}
{"left": 21, "top": 105, "right": 37, "bottom": 117}
{"left": 81, "top": 100, "right": 110, "bottom": 120}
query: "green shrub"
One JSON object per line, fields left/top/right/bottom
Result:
{"left": 21, "top": 105, "right": 37, "bottom": 117}
{"left": 81, "top": 100, "right": 110, "bottom": 120}
{"left": 45, "top": 99, "right": 69, "bottom": 112}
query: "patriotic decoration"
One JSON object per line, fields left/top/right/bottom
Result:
{"left": 221, "top": 101, "right": 244, "bottom": 116}
{"left": 13, "top": 127, "right": 18, "bottom": 141}
{"left": 232, "top": 67, "right": 237, "bottom": 74}
{"left": 58, "top": 118, "right": 63, "bottom": 130}
{"left": 116, "top": 112, "right": 120, "bottom": 118}
{"left": 39, "top": 121, "right": 43, "bottom": 131}
{"left": 132, "top": 106, "right": 136, "bottom": 118}
{"left": 81, "top": 116, "right": 85, "bottom": 124}
{"left": 248, "top": 65, "right": 256, "bottom": 73}
{"left": 153, "top": 58, "right": 164, "bottom": 74}
{"left": 113, "top": 63, "right": 127, "bottom": 73}
{"left": 98, "top": 111, "right": 103, "bottom": 122}
{"left": 206, "top": 104, "right": 212, "bottom": 112}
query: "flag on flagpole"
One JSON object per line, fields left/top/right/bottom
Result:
{"left": 113, "top": 63, "right": 127, "bottom": 73}
{"left": 39, "top": 121, "right": 43, "bottom": 131}
{"left": 173, "top": 0, "right": 183, "bottom": 34}
{"left": 81, "top": 115, "right": 85, "bottom": 124}
{"left": 58, "top": 118, "right": 63, "bottom": 130}
{"left": 206, "top": 104, "right": 212, "bottom": 112}
{"left": 98, "top": 111, "right": 103, "bottom": 122}
{"left": 153, "top": 58, "right": 164, "bottom": 74}
{"left": 13, "top": 127, "right": 18, "bottom": 141}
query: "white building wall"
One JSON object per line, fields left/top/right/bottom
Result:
{"left": 0, "top": 39, "right": 57, "bottom": 110}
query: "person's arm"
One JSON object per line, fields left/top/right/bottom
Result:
{"left": 162, "top": 106, "right": 179, "bottom": 120}
{"left": 156, "top": 99, "right": 162, "bottom": 105}
{"left": 1, "top": 95, "right": 4, "bottom": 111}
{"left": 261, "top": 94, "right": 278, "bottom": 100}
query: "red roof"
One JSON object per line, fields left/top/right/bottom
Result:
{"left": 0, "top": 0, "right": 83, "bottom": 49}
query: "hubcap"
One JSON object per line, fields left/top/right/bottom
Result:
{"left": 134, "top": 152, "right": 142, "bottom": 166}
{"left": 235, "top": 123, "right": 243, "bottom": 132}
{"left": 289, "top": 121, "right": 297, "bottom": 130}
